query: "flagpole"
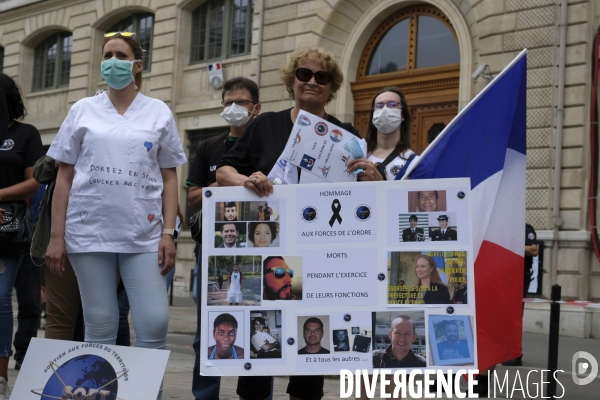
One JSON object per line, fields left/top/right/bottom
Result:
{"left": 401, "top": 48, "right": 528, "bottom": 180}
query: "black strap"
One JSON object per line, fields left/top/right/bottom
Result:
{"left": 380, "top": 150, "right": 400, "bottom": 168}
{"left": 375, "top": 151, "right": 400, "bottom": 181}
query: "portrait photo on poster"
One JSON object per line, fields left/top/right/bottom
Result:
{"left": 214, "top": 222, "right": 247, "bottom": 248}
{"left": 249, "top": 201, "right": 280, "bottom": 221}
{"left": 247, "top": 221, "right": 281, "bottom": 248}
{"left": 387, "top": 251, "right": 468, "bottom": 305}
{"left": 407, "top": 190, "right": 447, "bottom": 213}
{"left": 249, "top": 310, "right": 283, "bottom": 360}
{"left": 297, "top": 315, "right": 331, "bottom": 355}
{"left": 207, "top": 310, "right": 246, "bottom": 362}
{"left": 428, "top": 315, "right": 474, "bottom": 366}
{"left": 206, "top": 256, "right": 262, "bottom": 306}
{"left": 372, "top": 311, "right": 426, "bottom": 369}
{"left": 332, "top": 326, "right": 372, "bottom": 353}
{"left": 215, "top": 201, "right": 246, "bottom": 221}
{"left": 333, "top": 329, "right": 350, "bottom": 352}
{"left": 428, "top": 213, "right": 458, "bottom": 242}
{"left": 262, "top": 255, "right": 303, "bottom": 301}
{"left": 399, "top": 213, "right": 429, "bottom": 242}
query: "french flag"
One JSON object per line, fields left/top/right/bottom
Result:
{"left": 401, "top": 49, "right": 528, "bottom": 372}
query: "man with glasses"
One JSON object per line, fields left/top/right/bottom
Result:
{"left": 263, "top": 256, "right": 297, "bottom": 300}
{"left": 187, "top": 77, "right": 261, "bottom": 400}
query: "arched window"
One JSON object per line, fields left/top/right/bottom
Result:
{"left": 362, "top": 7, "right": 459, "bottom": 77}
{"left": 190, "top": 0, "right": 254, "bottom": 64}
{"left": 108, "top": 13, "right": 154, "bottom": 71}
{"left": 32, "top": 32, "right": 73, "bottom": 91}
{"left": 351, "top": 5, "right": 460, "bottom": 154}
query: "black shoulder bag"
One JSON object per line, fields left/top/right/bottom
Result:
{"left": 0, "top": 202, "right": 33, "bottom": 245}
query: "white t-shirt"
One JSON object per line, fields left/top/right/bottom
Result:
{"left": 47, "top": 92, "right": 187, "bottom": 253}
{"left": 252, "top": 330, "right": 277, "bottom": 352}
{"left": 368, "top": 149, "right": 415, "bottom": 180}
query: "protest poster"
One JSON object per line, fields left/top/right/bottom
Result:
{"left": 10, "top": 337, "right": 169, "bottom": 399}
{"left": 200, "top": 178, "right": 477, "bottom": 375}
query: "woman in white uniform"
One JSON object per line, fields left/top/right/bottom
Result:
{"left": 45, "top": 32, "right": 186, "bottom": 399}
{"left": 348, "top": 86, "right": 415, "bottom": 181}
{"left": 226, "top": 263, "right": 243, "bottom": 305}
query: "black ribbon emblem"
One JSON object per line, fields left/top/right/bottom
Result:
{"left": 329, "top": 199, "right": 342, "bottom": 227}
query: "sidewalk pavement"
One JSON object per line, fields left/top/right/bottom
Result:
{"left": 9, "top": 295, "right": 600, "bottom": 399}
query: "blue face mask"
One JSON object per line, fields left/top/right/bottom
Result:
{"left": 101, "top": 57, "right": 140, "bottom": 89}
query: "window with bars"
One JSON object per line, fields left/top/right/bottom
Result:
{"left": 190, "top": 0, "right": 254, "bottom": 64}
{"left": 108, "top": 13, "right": 154, "bottom": 72}
{"left": 32, "top": 33, "right": 72, "bottom": 91}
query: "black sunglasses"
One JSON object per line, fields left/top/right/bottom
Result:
{"left": 295, "top": 68, "right": 332, "bottom": 85}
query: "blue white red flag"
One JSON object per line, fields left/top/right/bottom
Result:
{"left": 401, "top": 49, "right": 528, "bottom": 372}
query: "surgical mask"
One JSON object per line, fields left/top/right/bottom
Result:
{"left": 101, "top": 58, "right": 139, "bottom": 90}
{"left": 220, "top": 103, "right": 253, "bottom": 128}
{"left": 372, "top": 107, "right": 402, "bottom": 134}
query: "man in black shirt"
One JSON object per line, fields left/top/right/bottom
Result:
{"left": 298, "top": 317, "right": 330, "bottom": 354}
{"left": 186, "top": 77, "right": 260, "bottom": 400}
{"left": 372, "top": 315, "right": 426, "bottom": 368}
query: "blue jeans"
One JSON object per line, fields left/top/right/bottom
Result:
{"left": 0, "top": 256, "right": 23, "bottom": 357}
{"left": 13, "top": 254, "right": 41, "bottom": 362}
{"left": 193, "top": 247, "right": 221, "bottom": 399}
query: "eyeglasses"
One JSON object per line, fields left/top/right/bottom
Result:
{"left": 295, "top": 68, "right": 332, "bottom": 85}
{"left": 265, "top": 267, "right": 294, "bottom": 279}
{"left": 374, "top": 101, "right": 401, "bottom": 110}
{"left": 104, "top": 32, "right": 136, "bottom": 38}
{"left": 221, "top": 99, "right": 255, "bottom": 107}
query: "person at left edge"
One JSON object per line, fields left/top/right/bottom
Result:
{"left": 0, "top": 76, "right": 44, "bottom": 400}
{"left": 186, "top": 77, "right": 261, "bottom": 400}
{"left": 45, "top": 32, "right": 186, "bottom": 400}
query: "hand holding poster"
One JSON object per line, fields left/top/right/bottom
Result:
{"left": 201, "top": 179, "right": 477, "bottom": 376}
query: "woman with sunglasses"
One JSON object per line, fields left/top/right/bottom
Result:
{"left": 248, "top": 221, "right": 278, "bottom": 248}
{"left": 45, "top": 32, "right": 186, "bottom": 399}
{"left": 347, "top": 86, "right": 415, "bottom": 181}
{"left": 217, "top": 47, "right": 349, "bottom": 400}
{"left": 217, "top": 47, "right": 354, "bottom": 196}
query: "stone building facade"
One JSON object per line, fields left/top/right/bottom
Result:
{"left": 1, "top": 0, "right": 599, "bottom": 336}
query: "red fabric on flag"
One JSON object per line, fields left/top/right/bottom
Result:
{"left": 475, "top": 240, "right": 524, "bottom": 371}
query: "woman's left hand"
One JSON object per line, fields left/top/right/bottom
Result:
{"left": 347, "top": 158, "right": 384, "bottom": 181}
{"left": 158, "top": 235, "right": 176, "bottom": 275}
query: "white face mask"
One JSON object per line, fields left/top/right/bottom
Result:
{"left": 372, "top": 107, "right": 402, "bottom": 134}
{"left": 220, "top": 103, "right": 253, "bottom": 128}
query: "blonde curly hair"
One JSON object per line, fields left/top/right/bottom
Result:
{"left": 280, "top": 47, "right": 343, "bottom": 104}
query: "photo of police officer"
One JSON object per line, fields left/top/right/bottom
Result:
{"left": 407, "top": 190, "right": 447, "bottom": 212}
